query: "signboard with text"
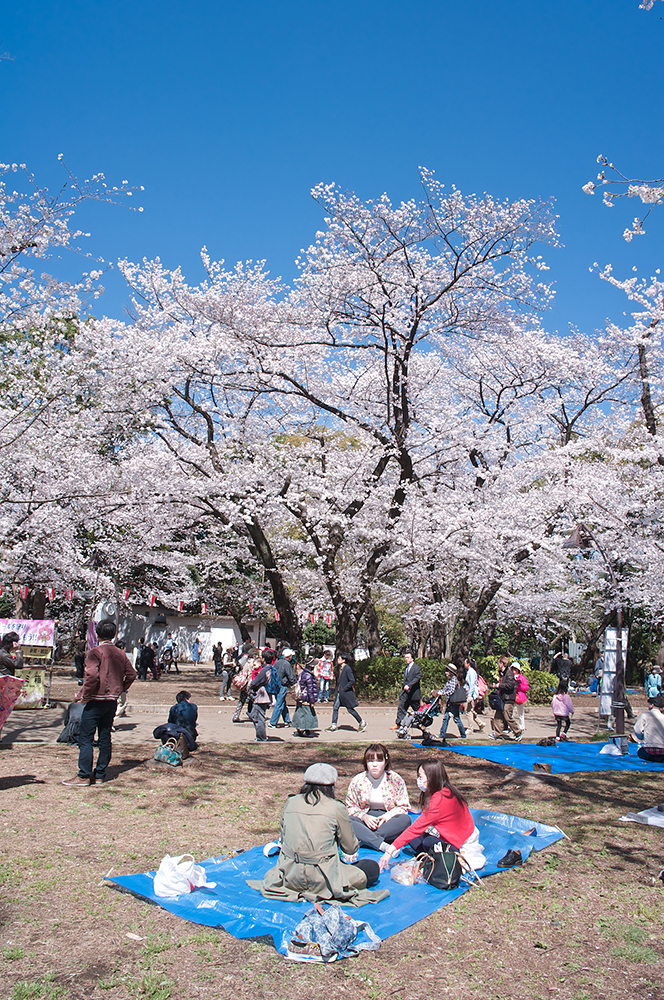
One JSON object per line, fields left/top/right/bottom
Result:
{"left": 0, "top": 618, "right": 56, "bottom": 647}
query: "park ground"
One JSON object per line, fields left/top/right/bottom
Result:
{"left": 0, "top": 668, "right": 663, "bottom": 1000}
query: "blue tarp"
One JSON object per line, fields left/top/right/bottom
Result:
{"left": 107, "top": 809, "right": 563, "bottom": 955}
{"left": 428, "top": 740, "right": 664, "bottom": 774}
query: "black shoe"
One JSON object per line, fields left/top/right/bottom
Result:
{"left": 497, "top": 849, "right": 522, "bottom": 868}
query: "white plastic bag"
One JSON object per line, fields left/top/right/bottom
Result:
{"left": 153, "top": 854, "right": 216, "bottom": 898}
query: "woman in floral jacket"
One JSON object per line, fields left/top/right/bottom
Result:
{"left": 345, "top": 743, "right": 411, "bottom": 853}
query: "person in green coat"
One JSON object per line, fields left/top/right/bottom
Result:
{"left": 247, "top": 763, "right": 389, "bottom": 907}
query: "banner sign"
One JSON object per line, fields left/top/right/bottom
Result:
{"left": 0, "top": 618, "right": 55, "bottom": 647}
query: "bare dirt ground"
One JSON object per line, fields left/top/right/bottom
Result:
{"left": 1, "top": 727, "right": 664, "bottom": 1000}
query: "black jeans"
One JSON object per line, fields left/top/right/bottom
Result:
{"left": 331, "top": 693, "right": 361, "bottom": 725}
{"left": 78, "top": 700, "right": 117, "bottom": 780}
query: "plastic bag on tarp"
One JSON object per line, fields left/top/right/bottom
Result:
{"left": 153, "top": 854, "right": 216, "bottom": 897}
{"left": 288, "top": 902, "right": 381, "bottom": 961}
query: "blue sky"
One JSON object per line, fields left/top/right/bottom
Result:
{"left": 2, "top": 0, "right": 663, "bottom": 334}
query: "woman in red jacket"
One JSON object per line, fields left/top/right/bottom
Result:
{"left": 379, "top": 758, "right": 486, "bottom": 871}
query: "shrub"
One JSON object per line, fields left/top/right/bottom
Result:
{"left": 355, "top": 656, "right": 452, "bottom": 700}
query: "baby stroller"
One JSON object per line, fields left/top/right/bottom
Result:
{"left": 396, "top": 691, "right": 444, "bottom": 743}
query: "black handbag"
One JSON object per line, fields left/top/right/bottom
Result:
{"left": 448, "top": 684, "right": 467, "bottom": 706}
{"left": 417, "top": 842, "right": 463, "bottom": 890}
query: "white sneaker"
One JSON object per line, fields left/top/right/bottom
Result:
{"left": 326, "top": 724, "right": 338, "bottom": 732}
{"left": 358, "top": 720, "right": 367, "bottom": 733}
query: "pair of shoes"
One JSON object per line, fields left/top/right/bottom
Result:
{"left": 326, "top": 724, "right": 338, "bottom": 732}
{"left": 284, "top": 722, "right": 291, "bottom": 728}
{"left": 266, "top": 723, "right": 277, "bottom": 729}
{"left": 488, "top": 733, "right": 497, "bottom": 740}
{"left": 253, "top": 738, "right": 268, "bottom": 743}
{"left": 389, "top": 724, "right": 399, "bottom": 730}
{"left": 358, "top": 720, "right": 367, "bottom": 733}
{"left": 497, "top": 849, "right": 522, "bottom": 868}
{"left": 513, "top": 733, "right": 523, "bottom": 742}
{"left": 62, "top": 774, "right": 94, "bottom": 786}
{"left": 559, "top": 733, "right": 568, "bottom": 741}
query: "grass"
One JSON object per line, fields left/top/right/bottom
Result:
{"left": 1, "top": 741, "right": 663, "bottom": 1000}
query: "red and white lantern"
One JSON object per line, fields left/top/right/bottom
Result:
{"left": 149, "top": 594, "right": 156, "bottom": 607}
{"left": 201, "top": 602, "right": 208, "bottom": 614}
{"left": 178, "top": 600, "right": 184, "bottom": 612}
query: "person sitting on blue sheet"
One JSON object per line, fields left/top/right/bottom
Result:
{"left": 168, "top": 690, "right": 198, "bottom": 741}
{"left": 379, "top": 759, "right": 486, "bottom": 872}
{"left": 633, "top": 695, "right": 664, "bottom": 762}
{"left": 345, "top": 743, "right": 412, "bottom": 854}
{"left": 247, "top": 762, "right": 390, "bottom": 907}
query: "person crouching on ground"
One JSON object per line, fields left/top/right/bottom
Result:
{"left": 633, "top": 695, "right": 664, "bottom": 762}
{"left": 168, "top": 690, "right": 198, "bottom": 742}
{"left": 379, "top": 758, "right": 486, "bottom": 872}
{"left": 345, "top": 743, "right": 411, "bottom": 854}
{"left": 247, "top": 762, "right": 389, "bottom": 905}
{"left": 62, "top": 619, "right": 136, "bottom": 786}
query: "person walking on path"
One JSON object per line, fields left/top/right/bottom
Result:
{"left": 268, "top": 648, "right": 296, "bottom": 729}
{"left": 191, "top": 637, "right": 201, "bottom": 666}
{"left": 326, "top": 652, "right": 367, "bottom": 733}
{"left": 317, "top": 650, "right": 334, "bottom": 703}
{"left": 463, "top": 657, "right": 485, "bottom": 732}
{"left": 248, "top": 653, "right": 273, "bottom": 743}
{"left": 512, "top": 662, "right": 529, "bottom": 733}
{"left": 62, "top": 619, "right": 136, "bottom": 786}
{"left": 551, "top": 680, "right": 574, "bottom": 740}
{"left": 390, "top": 652, "right": 421, "bottom": 730}
{"left": 490, "top": 655, "right": 522, "bottom": 741}
{"left": 437, "top": 664, "right": 467, "bottom": 741}
{"left": 293, "top": 657, "right": 319, "bottom": 737}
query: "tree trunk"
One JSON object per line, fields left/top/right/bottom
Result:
{"left": 335, "top": 608, "right": 363, "bottom": 664}
{"left": 243, "top": 515, "right": 302, "bottom": 651}
{"left": 363, "top": 600, "right": 383, "bottom": 658}
{"left": 450, "top": 580, "right": 502, "bottom": 666}
{"left": 31, "top": 590, "right": 47, "bottom": 620}
{"left": 429, "top": 618, "right": 446, "bottom": 660}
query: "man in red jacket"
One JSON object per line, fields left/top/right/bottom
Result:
{"left": 62, "top": 619, "right": 136, "bottom": 786}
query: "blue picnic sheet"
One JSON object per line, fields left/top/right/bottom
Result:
{"left": 107, "top": 808, "right": 563, "bottom": 955}
{"left": 427, "top": 740, "right": 664, "bottom": 774}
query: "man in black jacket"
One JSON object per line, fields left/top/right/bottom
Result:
{"left": 391, "top": 652, "right": 422, "bottom": 729}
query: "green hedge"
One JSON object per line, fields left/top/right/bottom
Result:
{"left": 356, "top": 655, "right": 557, "bottom": 705}
{"left": 355, "top": 656, "right": 452, "bottom": 701}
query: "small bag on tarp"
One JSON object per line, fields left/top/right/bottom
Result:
{"left": 418, "top": 841, "right": 463, "bottom": 890}
{"left": 288, "top": 901, "right": 381, "bottom": 961}
{"left": 153, "top": 854, "right": 216, "bottom": 897}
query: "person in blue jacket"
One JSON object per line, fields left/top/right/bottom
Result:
{"left": 168, "top": 690, "right": 198, "bottom": 740}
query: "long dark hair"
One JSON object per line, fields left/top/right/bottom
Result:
{"left": 555, "top": 679, "right": 569, "bottom": 695}
{"left": 363, "top": 743, "right": 391, "bottom": 772}
{"left": 299, "top": 782, "right": 336, "bottom": 805}
{"left": 417, "top": 758, "right": 467, "bottom": 812}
